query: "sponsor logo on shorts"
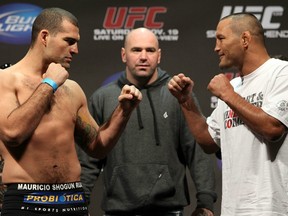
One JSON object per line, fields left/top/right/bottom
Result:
{"left": 17, "top": 182, "right": 83, "bottom": 191}
{"left": 20, "top": 205, "right": 88, "bottom": 213}
{"left": 24, "top": 192, "right": 85, "bottom": 204}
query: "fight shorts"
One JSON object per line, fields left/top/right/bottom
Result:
{"left": 1, "top": 182, "right": 89, "bottom": 216}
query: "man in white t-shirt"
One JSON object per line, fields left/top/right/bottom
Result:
{"left": 168, "top": 13, "right": 288, "bottom": 216}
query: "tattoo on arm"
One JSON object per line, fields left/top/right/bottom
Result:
{"left": 74, "top": 116, "right": 98, "bottom": 151}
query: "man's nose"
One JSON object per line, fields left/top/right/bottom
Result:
{"left": 71, "top": 44, "right": 79, "bottom": 54}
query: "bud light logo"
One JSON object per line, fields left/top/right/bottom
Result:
{"left": 0, "top": 3, "right": 42, "bottom": 45}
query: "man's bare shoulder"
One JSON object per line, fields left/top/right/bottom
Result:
{"left": 0, "top": 67, "right": 12, "bottom": 76}
{"left": 0, "top": 67, "right": 18, "bottom": 88}
{"left": 63, "top": 79, "right": 86, "bottom": 98}
{"left": 65, "top": 78, "right": 80, "bottom": 88}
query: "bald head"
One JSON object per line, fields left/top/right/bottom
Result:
{"left": 124, "top": 28, "right": 159, "bottom": 49}
{"left": 121, "top": 27, "right": 161, "bottom": 86}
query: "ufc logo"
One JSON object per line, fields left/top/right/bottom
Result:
{"left": 221, "top": 6, "right": 284, "bottom": 29}
{"left": 103, "top": 7, "right": 167, "bottom": 29}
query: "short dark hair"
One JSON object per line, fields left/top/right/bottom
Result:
{"left": 222, "top": 13, "right": 265, "bottom": 45}
{"left": 31, "top": 7, "right": 78, "bottom": 47}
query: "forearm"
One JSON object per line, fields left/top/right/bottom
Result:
{"left": 77, "top": 84, "right": 141, "bottom": 158}
{"left": 181, "top": 97, "right": 218, "bottom": 153}
{"left": 4, "top": 83, "right": 53, "bottom": 146}
{"left": 76, "top": 103, "right": 133, "bottom": 159}
{"left": 91, "top": 104, "right": 132, "bottom": 159}
{"left": 223, "top": 91, "right": 285, "bottom": 140}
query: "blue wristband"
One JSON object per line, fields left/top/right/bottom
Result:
{"left": 42, "top": 78, "right": 58, "bottom": 93}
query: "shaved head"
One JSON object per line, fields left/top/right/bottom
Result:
{"left": 221, "top": 13, "right": 265, "bottom": 45}
{"left": 124, "top": 28, "right": 159, "bottom": 49}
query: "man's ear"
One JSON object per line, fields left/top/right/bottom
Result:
{"left": 39, "top": 29, "right": 49, "bottom": 46}
{"left": 241, "top": 31, "right": 251, "bottom": 48}
{"left": 158, "top": 48, "right": 161, "bottom": 64}
{"left": 121, "top": 47, "right": 126, "bottom": 63}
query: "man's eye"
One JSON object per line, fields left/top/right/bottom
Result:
{"left": 146, "top": 48, "right": 156, "bottom": 52}
{"left": 132, "top": 48, "right": 142, "bottom": 52}
{"left": 66, "top": 39, "right": 76, "bottom": 45}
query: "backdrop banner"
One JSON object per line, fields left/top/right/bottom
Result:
{"left": 1, "top": 1, "right": 287, "bottom": 215}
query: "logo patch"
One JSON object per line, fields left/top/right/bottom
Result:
{"left": 277, "top": 100, "right": 288, "bottom": 112}
{"left": 24, "top": 192, "right": 85, "bottom": 204}
{"left": 0, "top": 3, "right": 42, "bottom": 44}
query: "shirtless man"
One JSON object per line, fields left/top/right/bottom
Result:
{"left": 0, "top": 8, "right": 142, "bottom": 216}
